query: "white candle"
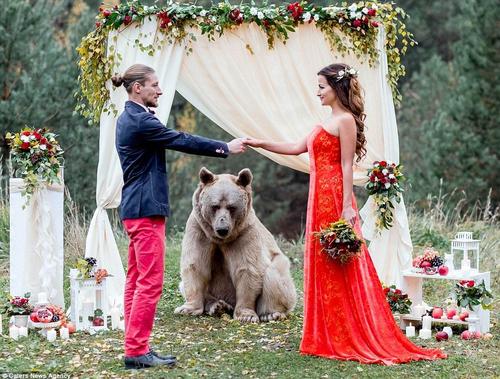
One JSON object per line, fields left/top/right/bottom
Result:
{"left": 412, "top": 304, "right": 426, "bottom": 318}
{"left": 111, "top": 307, "right": 120, "bottom": 330}
{"left": 405, "top": 323, "right": 415, "bottom": 337}
{"left": 422, "top": 315, "right": 432, "bottom": 330}
{"left": 46, "top": 329, "right": 57, "bottom": 342}
{"left": 9, "top": 325, "right": 19, "bottom": 340}
{"left": 60, "top": 327, "right": 69, "bottom": 340}
{"left": 443, "top": 327, "right": 453, "bottom": 338}
{"left": 38, "top": 292, "right": 48, "bottom": 304}
{"left": 419, "top": 329, "right": 432, "bottom": 339}
{"left": 18, "top": 326, "right": 28, "bottom": 337}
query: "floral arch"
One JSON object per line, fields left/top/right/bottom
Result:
{"left": 77, "top": 0, "right": 415, "bottom": 306}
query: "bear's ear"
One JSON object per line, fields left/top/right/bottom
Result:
{"left": 199, "top": 167, "right": 215, "bottom": 185}
{"left": 236, "top": 168, "right": 253, "bottom": 187}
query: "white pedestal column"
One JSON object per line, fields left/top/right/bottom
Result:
{"left": 9, "top": 178, "right": 64, "bottom": 308}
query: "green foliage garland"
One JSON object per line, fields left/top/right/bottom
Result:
{"left": 76, "top": 1, "right": 415, "bottom": 123}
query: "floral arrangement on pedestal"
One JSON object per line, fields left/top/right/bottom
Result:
{"left": 412, "top": 247, "right": 444, "bottom": 275}
{"left": 383, "top": 285, "right": 412, "bottom": 314}
{"left": 76, "top": 0, "right": 415, "bottom": 124}
{"left": 314, "top": 219, "right": 364, "bottom": 264}
{"left": 365, "top": 160, "right": 405, "bottom": 232}
{"left": 5, "top": 128, "right": 64, "bottom": 203}
{"left": 454, "top": 280, "right": 493, "bottom": 311}
{"left": 75, "top": 257, "right": 110, "bottom": 284}
{"left": 1, "top": 293, "right": 33, "bottom": 317}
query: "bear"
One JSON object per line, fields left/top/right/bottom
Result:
{"left": 174, "top": 167, "right": 297, "bottom": 323}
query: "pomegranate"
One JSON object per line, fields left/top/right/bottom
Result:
{"left": 36, "top": 308, "right": 54, "bottom": 323}
{"left": 435, "top": 331, "right": 449, "bottom": 341}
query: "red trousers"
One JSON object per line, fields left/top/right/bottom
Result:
{"left": 123, "top": 216, "right": 166, "bottom": 357}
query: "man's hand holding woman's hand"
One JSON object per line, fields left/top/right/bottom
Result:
{"left": 227, "top": 138, "right": 249, "bottom": 154}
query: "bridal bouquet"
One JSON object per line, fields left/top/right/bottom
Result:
{"left": 5, "top": 127, "right": 64, "bottom": 202}
{"left": 314, "top": 219, "right": 364, "bottom": 264}
{"left": 365, "top": 160, "right": 405, "bottom": 232}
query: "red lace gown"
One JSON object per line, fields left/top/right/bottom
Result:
{"left": 299, "top": 126, "right": 447, "bottom": 365}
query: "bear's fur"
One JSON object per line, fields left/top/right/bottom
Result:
{"left": 174, "top": 167, "right": 297, "bottom": 323}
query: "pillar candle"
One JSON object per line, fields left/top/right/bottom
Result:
{"left": 111, "top": 307, "right": 120, "bottom": 330}
{"left": 422, "top": 315, "right": 432, "bottom": 330}
{"left": 405, "top": 324, "right": 415, "bottom": 337}
{"left": 9, "top": 325, "right": 19, "bottom": 340}
{"left": 46, "top": 329, "right": 57, "bottom": 342}
{"left": 412, "top": 304, "right": 426, "bottom": 318}
{"left": 60, "top": 327, "right": 69, "bottom": 340}
{"left": 18, "top": 326, "right": 28, "bottom": 337}
{"left": 419, "top": 329, "right": 432, "bottom": 339}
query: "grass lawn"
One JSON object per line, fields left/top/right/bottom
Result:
{"left": 0, "top": 234, "right": 498, "bottom": 378}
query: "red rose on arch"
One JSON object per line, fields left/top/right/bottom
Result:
{"left": 21, "top": 142, "right": 30, "bottom": 150}
{"left": 123, "top": 15, "right": 132, "bottom": 25}
{"left": 229, "top": 8, "right": 243, "bottom": 24}
{"left": 368, "top": 9, "right": 377, "bottom": 17}
{"left": 352, "top": 19, "right": 362, "bottom": 28}
{"left": 22, "top": 131, "right": 31, "bottom": 136}
{"left": 371, "top": 21, "right": 379, "bottom": 28}
{"left": 380, "top": 161, "right": 387, "bottom": 167}
{"left": 287, "top": 2, "right": 304, "bottom": 21}
{"left": 33, "top": 132, "right": 42, "bottom": 140}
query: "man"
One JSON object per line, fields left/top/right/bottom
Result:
{"left": 111, "top": 64, "right": 246, "bottom": 370}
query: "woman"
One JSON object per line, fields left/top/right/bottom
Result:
{"left": 244, "top": 63, "right": 446, "bottom": 364}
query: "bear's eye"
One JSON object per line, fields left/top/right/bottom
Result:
{"left": 227, "top": 206, "right": 237, "bottom": 213}
{"left": 211, "top": 205, "right": 219, "bottom": 212}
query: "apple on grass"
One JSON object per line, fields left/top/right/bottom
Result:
{"left": 459, "top": 311, "right": 469, "bottom": 321}
{"left": 435, "top": 331, "right": 449, "bottom": 341}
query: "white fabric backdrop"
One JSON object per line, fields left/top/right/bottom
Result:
{"left": 86, "top": 20, "right": 412, "bottom": 306}
{"left": 10, "top": 179, "right": 65, "bottom": 308}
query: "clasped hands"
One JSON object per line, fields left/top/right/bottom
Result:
{"left": 227, "top": 137, "right": 264, "bottom": 154}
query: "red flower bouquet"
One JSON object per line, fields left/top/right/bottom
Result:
{"left": 314, "top": 219, "right": 364, "bottom": 264}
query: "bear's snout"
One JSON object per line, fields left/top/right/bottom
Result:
{"left": 215, "top": 227, "right": 230, "bottom": 237}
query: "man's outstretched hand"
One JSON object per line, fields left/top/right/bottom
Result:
{"left": 227, "top": 138, "right": 249, "bottom": 154}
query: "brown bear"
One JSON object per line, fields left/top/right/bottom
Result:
{"left": 174, "top": 167, "right": 297, "bottom": 323}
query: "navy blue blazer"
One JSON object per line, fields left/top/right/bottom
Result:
{"left": 116, "top": 101, "right": 229, "bottom": 219}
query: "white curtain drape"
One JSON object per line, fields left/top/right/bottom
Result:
{"left": 85, "top": 20, "right": 185, "bottom": 309}
{"left": 86, "top": 19, "right": 412, "bottom": 306}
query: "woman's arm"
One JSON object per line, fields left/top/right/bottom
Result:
{"left": 338, "top": 115, "right": 357, "bottom": 225}
{"left": 244, "top": 135, "right": 307, "bottom": 155}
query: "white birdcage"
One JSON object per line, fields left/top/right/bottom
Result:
{"left": 450, "top": 232, "right": 480, "bottom": 274}
{"left": 69, "top": 274, "right": 109, "bottom": 331}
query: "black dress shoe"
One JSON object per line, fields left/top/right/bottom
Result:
{"left": 150, "top": 349, "right": 176, "bottom": 360}
{"left": 124, "top": 351, "right": 177, "bottom": 370}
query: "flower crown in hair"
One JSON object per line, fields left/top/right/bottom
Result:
{"left": 336, "top": 67, "right": 358, "bottom": 81}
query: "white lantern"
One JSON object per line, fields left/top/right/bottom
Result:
{"left": 70, "top": 276, "right": 109, "bottom": 331}
{"left": 450, "top": 232, "right": 480, "bottom": 274}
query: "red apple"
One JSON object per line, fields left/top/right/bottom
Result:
{"left": 472, "top": 331, "right": 482, "bottom": 339}
{"left": 66, "top": 322, "right": 76, "bottom": 334}
{"left": 459, "top": 311, "right": 469, "bottom": 321}
{"left": 432, "top": 307, "right": 444, "bottom": 319}
{"left": 447, "top": 309, "right": 457, "bottom": 319}
{"left": 435, "top": 331, "right": 449, "bottom": 341}
{"left": 461, "top": 330, "right": 472, "bottom": 340}
{"left": 30, "top": 311, "right": 39, "bottom": 323}
{"left": 438, "top": 266, "right": 449, "bottom": 276}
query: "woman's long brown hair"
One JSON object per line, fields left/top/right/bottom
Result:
{"left": 318, "top": 63, "right": 367, "bottom": 162}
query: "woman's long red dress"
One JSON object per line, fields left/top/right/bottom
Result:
{"left": 299, "top": 126, "right": 447, "bottom": 365}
